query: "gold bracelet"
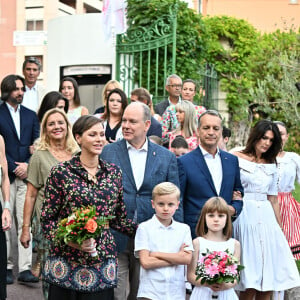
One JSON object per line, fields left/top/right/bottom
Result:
{"left": 22, "top": 224, "right": 30, "bottom": 228}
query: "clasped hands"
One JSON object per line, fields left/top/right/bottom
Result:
{"left": 14, "top": 162, "right": 28, "bottom": 180}
{"left": 68, "top": 238, "right": 97, "bottom": 254}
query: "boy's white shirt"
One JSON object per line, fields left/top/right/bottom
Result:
{"left": 135, "top": 214, "right": 193, "bottom": 300}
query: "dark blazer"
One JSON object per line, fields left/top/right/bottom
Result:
{"left": 154, "top": 99, "right": 169, "bottom": 116}
{"left": 101, "top": 138, "right": 181, "bottom": 252}
{"left": 147, "top": 116, "right": 162, "bottom": 138}
{"left": 0, "top": 103, "right": 40, "bottom": 183}
{"left": 178, "top": 147, "right": 243, "bottom": 238}
{"left": 94, "top": 106, "right": 105, "bottom": 114}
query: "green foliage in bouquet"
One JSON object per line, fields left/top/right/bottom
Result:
{"left": 56, "top": 205, "right": 114, "bottom": 245}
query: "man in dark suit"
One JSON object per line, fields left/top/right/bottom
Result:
{"left": 178, "top": 110, "right": 243, "bottom": 238}
{"left": 154, "top": 74, "right": 182, "bottom": 116}
{"left": 130, "top": 87, "right": 162, "bottom": 138}
{"left": 101, "top": 102, "right": 181, "bottom": 300}
{"left": 0, "top": 75, "right": 40, "bottom": 284}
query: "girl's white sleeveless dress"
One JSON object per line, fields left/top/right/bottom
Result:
{"left": 190, "top": 237, "right": 238, "bottom": 300}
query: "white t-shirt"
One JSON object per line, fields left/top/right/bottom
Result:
{"left": 135, "top": 215, "right": 193, "bottom": 300}
{"left": 23, "top": 84, "right": 39, "bottom": 112}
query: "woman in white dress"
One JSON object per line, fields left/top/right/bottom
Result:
{"left": 275, "top": 121, "right": 300, "bottom": 259}
{"left": 233, "top": 120, "right": 300, "bottom": 300}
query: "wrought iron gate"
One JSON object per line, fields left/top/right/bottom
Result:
{"left": 116, "top": 7, "right": 219, "bottom": 108}
{"left": 116, "top": 7, "right": 177, "bottom": 103}
{"left": 198, "top": 64, "right": 219, "bottom": 110}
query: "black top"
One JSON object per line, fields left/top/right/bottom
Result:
{"left": 105, "top": 121, "right": 120, "bottom": 143}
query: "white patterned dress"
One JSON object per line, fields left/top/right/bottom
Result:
{"left": 233, "top": 158, "right": 300, "bottom": 291}
{"left": 190, "top": 237, "right": 238, "bottom": 300}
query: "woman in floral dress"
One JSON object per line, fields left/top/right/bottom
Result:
{"left": 41, "top": 115, "right": 136, "bottom": 300}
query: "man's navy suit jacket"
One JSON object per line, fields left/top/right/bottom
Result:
{"left": 147, "top": 116, "right": 162, "bottom": 138}
{"left": 0, "top": 102, "right": 40, "bottom": 183}
{"left": 178, "top": 147, "right": 243, "bottom": 238}
{"left": 101, "top": 138, "right": 181, "bottom": 253}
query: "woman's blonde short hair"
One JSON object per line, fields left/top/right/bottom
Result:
{"left": 152, "top": 182, "right": 180, "bottom": 202}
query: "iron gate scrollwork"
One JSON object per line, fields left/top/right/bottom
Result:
{"left": 116, "top": 6, "right": 177, "bottom": 103}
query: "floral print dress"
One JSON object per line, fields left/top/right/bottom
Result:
{"left": 41, "top": 154, "right": 136, "bottom": 292}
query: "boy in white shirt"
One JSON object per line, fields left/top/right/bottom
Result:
{"left": 135, "top": 182, "right": 193, "bottom": 300}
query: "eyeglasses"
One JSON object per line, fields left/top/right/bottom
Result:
{"left": 168, "top": 84, "right": 182, "bottom": 88}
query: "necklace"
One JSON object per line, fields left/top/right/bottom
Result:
{"left": 80, "top": 159, "right": 100, "bottom": 183}
{"left": 80, "top": 160, "right": 99, "bottom": 169}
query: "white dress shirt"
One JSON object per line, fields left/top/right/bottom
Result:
{"left": 127, "top": 139, "right": 148, "bottom": 190}
{"left": 199, "top": 145, "right": 223, "bottom": 195}
{"left": 6, "top": 102, "right": 21, "bottom": 139}
{"left": 22, "top": 84, "right": 39, "bottom": 112}
{"left": 135, "top": 215, "right": 193, "bottom": 300}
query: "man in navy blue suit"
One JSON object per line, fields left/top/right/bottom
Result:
{"left": 101, "top": 102, "right": 180, "bottom": 300}
{"left": 178, "top": 110, "right": 243, "bottom": 238}
{"left": 0, "top": 75, "right": 40, "bottom": 284}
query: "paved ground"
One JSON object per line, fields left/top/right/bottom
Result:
{"left": 5, "top": 226, "right": 300, "bottom": 300}
{"left": 6, "top": 226, "right": 43, "bottom": 300}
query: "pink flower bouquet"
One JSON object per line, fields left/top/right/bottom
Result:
{"left": 55, "top": 205, "right": 113, "bottom": 257}
{"left": 196, "top": 249, "right": 244, "bottom": 285}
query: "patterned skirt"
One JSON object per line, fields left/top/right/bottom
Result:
{"left": 278, "top": 192, "right": 300, "bottom": 260}
{"left": 43, "top": 256, "right": 117, "bottom": 292}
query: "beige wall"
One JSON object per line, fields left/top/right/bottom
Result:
{"left": 1, "top": 0, "right": 103, "bottom": 87}
{"left": 0, "top": 0, "right": 17, "bottom": 80}
{"left": 202, "top": 0, "right": 300, "bottom": 32}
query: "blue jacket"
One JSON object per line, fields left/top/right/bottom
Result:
{"left": 147, "top": 116, "right": 162, "bottom": 138}
{"left": 178, "top": 147, "right": 243, "bottom": 238}
{"left": 0, "top": 103, "right": 40, "bottom": 183}
{"left": 101, "top": 138, "right": 181, "bottom": 252}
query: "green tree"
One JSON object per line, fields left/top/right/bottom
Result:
{"left": 250, "top": 52, "right": 300, "bottom": 152}
{"left": 201, "top": 16, "right": 259, "bottom": 146}
{"left": 125, "top": 3, "right": 300, "bottom": 149}
{"left": 126, "top": 0, "right": 207, "bottom": 101}
{"left": 248, "top": 29, "right": 300, "bottom": 152}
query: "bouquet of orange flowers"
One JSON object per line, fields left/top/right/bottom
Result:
{"left": 56, "top": 205, "right": 113, "bottom": 257}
